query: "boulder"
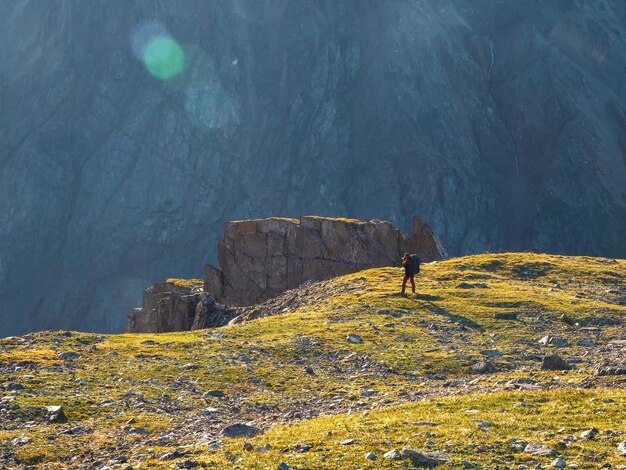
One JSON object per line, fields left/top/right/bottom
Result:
{"left": 524, "top": 443, "right": 556, "bottom": 457}
{"left": 400, "top": 448, "right": 451, "bottom": 465}
{"left": 541, "top": 354, "right": 572, "bottom": 371}
{"left": 221, "top": 423, "right": 262, "bottom": 438}
{"left": 471, "top": 361, "right": 495, "bottom": 374}
{"left": 47, "top": 405, "right": 67, "bottom": 423}
{"left": 538, "top": 336, "right": 568, "bottom": 347}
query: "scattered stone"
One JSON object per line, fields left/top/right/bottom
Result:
{"left": 175, "top": 461, "right": 198, "bottom": 469}
{"left": 5, "top": 383, "right": 24, "bottom": 391}
{"left": 476, "top": 420, "right": 493, "bottom": 429}
{"left": 541, "top": 354, "right": 572, "bottom": 371}
{"left": 204, "top": 390, "right": 225, "bottom": 398}
{"left": 400, "top": 448, "right": 450, "bottom": 465}
{"left": 471, "top": 360, "right": 494, "bottom": 374}
{"left": 277, "top": 463, "right": 293, "bottom": 470}
{"left": 365, "top": 452, "right": 377, "bottom": 461}
{"left": 221, "top": 423, "right": 262, "bottom": 438}
{"left": 576, "top": 339, "right": 595, "bottom": 347}
{"left": 524, "top": 443, "right": 556, "bottom": 457}
{"left": 47, "top": 405, "right": 68, "bottom": 423}
{"left": 304, "top": 366, "right": 316, "bottom": 376}
{"left": 346, "top": 334, "right": 363, "bottom": 344}
{"left": 125, "top": 418, "right": 136, "bottom": 425}
{"left": 243, "top": 442, "right": 254, "bottom": 452}
{"left": 58, "top": 351, "right": 83, "bottom": 360}
{"left": 456, "top": 282, "right": 488, "bottom": 289}
{"left": 160, "top": 449, "right": 188, "bottom": 460}
{"left": 538, "top": 336, "right": 568, "bottom": 348}
{"left": 494, "top": 312, "right": 518, "bottom": 320}
{"left": 580, "top": 428, "right": 598, "bottom": 439}
{"left": 415, "top": 422, "right": 438, "bottom": 427}
{"left": 617, "top": 441, "right": 626, "bottom": 456}
{"left": 11, "top": 437, "right": 32, "bottom": 446}
{"left": 206, "top": 442, "right": 223, "bottom": 452}
{"left": 383, "top": 449, "right": 401, "bottom": 460}
{"left": 593, "top": 365, "right": 626, "bottom": 376}
{"left": 553, "top": 458, "right": 566, "bottom": 468}
{"left": 341, "top": 438, "right": 357, "bottom": 445}
{"left": 141, "top": 340, "right": 156, "bottom": 345}
{"left": 130, "top": 427, "right": 148, "bottom": 436}
{"left": 360, "top": 389, "right": 376, "bottom": 397}
{"left": 480, "top": 349, "right": 503, "bottom": 358}
{"left": 256, "top": 444, "right": 272, "bottom": 452}
{"left": 181, "top": 363, "right": 200, "bottom": 370}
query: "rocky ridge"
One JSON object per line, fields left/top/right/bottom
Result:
{"left": 128, "top": 215, "right": 447, "bottom": 333}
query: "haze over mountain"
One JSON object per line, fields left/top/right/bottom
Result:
{"left": 1, "top": 0, "right": 625, "bottom": 336}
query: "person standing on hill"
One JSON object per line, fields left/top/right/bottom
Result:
{"left": 401, "top": 252, "right": 420, "bottom": 294}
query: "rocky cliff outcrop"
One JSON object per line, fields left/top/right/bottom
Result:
{"left": 127, "top": 280, "right": 204, "bottom": 333}
{"left": 2, "top": 1, "right": 625, "bottom": 335}
{"left": 205, "top": 215, "right": 447, "bottom": 306}
{"left": 128, "top": 215, "right": 446, "bottom": 332}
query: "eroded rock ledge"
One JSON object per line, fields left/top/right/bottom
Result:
{"left": 128, "top": 215, "right": 447, "bottom": 333}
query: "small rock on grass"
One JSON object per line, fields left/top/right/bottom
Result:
{"left": 471, "top": 361, "right": 494, "bottom": 374}
{"left": 617, "top": 441, "right": 626, "bottom": 456}
{"left": 541, "top": 354, "right": 572, "bottom": 371}
{"left": 341, "top": 438, "right": 357, "bottom": 445}
{"left": 346, "top": 334, "right": 363, "bottom": 344}
{"left": 277, "top": 463, "right": 293, "bottom": 470}
{"left": 11, "top": 437, "right": 32, "bottom": 446}
{"left": 130, "top": 427, "right": 148, "bottom": 436}
{"left": 580, "top": 428, "right": 598, "bottom": 439}
{"left": 401, "top": 448, "right": 450, "bottom": 465}
{"left": 524, "top": 443, "right": 556, "bottom": 457}
{"left": 175, "top": 461, "right": 198, "bottom": 469}
{"left": 494, "top": 312, "right": 517, "bottom": 320}
{"left": 47, "top": 406, "right": 68, "bottom": 423}
{"left": 221, "top": 423, "right": 261, "bottom": 438}
{"left": 58, "top": 351, "right": 83, "bottom": 360}
{"left": 383, "top": 449, "right": 401, "bottom": 460}
{"left": 365, "top": 452, "right": 377, "bottom": 461}
{"left": 538, "top": 336, "right": 568, "bottom": 348}
{"left": 553, "top": 458, "right": 566, "bottom": 468}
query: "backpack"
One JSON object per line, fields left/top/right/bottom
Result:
{"left": 409, "top": 254, "right": 420, "bottom": 275}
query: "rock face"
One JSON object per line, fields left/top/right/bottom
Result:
{"left": 205, "top": 216, "right": 447, "bottom": 306}
{"left": 1, "top": 1, "right": 626, "bottom": 335}
{"left": 127, "top": 280, "right": 204, "bottom": 333}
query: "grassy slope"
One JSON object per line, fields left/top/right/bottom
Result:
{"left": 0, "top": 253, "right": 625, "bottom": 469}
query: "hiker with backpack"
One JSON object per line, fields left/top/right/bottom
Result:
{"left": 401, "top": 252, "right": 420, "bottom": 294}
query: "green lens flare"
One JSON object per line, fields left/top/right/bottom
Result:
{"left": 142, "top": 36, "right": 185, "bottom": 80}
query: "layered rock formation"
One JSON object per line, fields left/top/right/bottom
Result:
{"left": 1, "top": 1, "right": 625, "bottom": 335}
{"left": 206, "top": 216, "right": 447, "bottom": 306}
{"left": 128, "top": 215, "right": 446, "bottom": 332}
{"left": 126, "top": 280, "right": 204, "bottom": 333}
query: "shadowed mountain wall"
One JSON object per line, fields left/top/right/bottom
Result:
{"left": 1, "top": 0, "right": 625, "bottom": 335}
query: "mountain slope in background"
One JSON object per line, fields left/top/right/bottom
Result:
{"left": 1, "top": 1, "right": 625, "bottom": 335}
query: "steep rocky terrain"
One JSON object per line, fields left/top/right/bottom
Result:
{"left": 1, "top": 253, "right": 625, "bottom": 468}
{"left": 1, "top": 1, "right": 626, "bottom": 335}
